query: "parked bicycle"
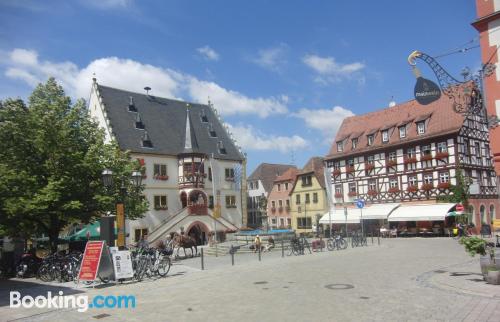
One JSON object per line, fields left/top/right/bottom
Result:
{"left": 131, "top": 246, "right": 171, "bottom": 281}
{"left": 327, "top": 234, "right": 347, "bottom": 251}
{"left": 37, "top": 251, "right": 82, "bottom": 283}
{"left": 351, "top": 231, "right": 367, "bottom": 247}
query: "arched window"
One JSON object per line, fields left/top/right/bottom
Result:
{"left": 480, "top": 205, "right": 486, "bottom": 224}
{"left": 490, "top": 205, "right": 495, "bottom": 224}
{"left": 468, "top": 205, "right": 475, "bottom": 225}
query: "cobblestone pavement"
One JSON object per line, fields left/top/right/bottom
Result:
{"left": 1, "top": 238, "right": 500, "bottom": 322}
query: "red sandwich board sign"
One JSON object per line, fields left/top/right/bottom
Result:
{"left": 78, "top": 241, "right": 104, "bottom": 281}
{"left": 456, "top": 204, "right": 464, "bottom": 212}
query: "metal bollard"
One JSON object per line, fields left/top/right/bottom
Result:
{"left": 281, "top": 239, "right": 284, "bottom": 258}
{"left": 201, "top": 248, "right": 205, "bottom": 270}
{"left": 371, "top": 233, "right": 374, "bottom": 244}
{"left": 231, "top": 245, "right": 234, "bottom": 266}
{"left": 258, "top": 245, "right": 261, "bottom": 261}
{"left": 378, "top": 234, "right": 380, "bottom": 246}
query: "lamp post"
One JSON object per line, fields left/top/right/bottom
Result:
{"left": 101, "top": 169, "right": 143, "bottom": 248}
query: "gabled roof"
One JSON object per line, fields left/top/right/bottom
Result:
{"left": 296, "top": 157, "right": 325, "bottom": 188}
{"left": 248, "top": 163, "right": 296, "bottom": 192}
{"left": 274, "top": 167, "right": 299, "bottom": 182}
{"left": 95, "top": 84, "right": 244, "bottom": 161}
{"left": 326, "top": 93, "right": 465, "bottom": 159}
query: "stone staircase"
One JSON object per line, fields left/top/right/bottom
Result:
{"left": 147, "top": 207, "right": 190, "bottom": 244}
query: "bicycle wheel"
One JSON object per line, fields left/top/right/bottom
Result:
{"left": 292, "top": 245, "right": 300, "bottom": 256}
{"left": 338, "top": 239, "right": 347, "bottom": 250}
{"left": 362, "top": 236, "right": 368, "bottom": 246}
{"left": 327, "top": 239, "right": 335, "bottom": 251}
{"left": 157, "top": 257, "right": 171, "bottom": 277}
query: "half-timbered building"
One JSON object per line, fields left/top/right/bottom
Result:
{"left": 325, "top": 94, "right": 499, "bottom": 232}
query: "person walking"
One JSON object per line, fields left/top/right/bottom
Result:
{"left": 254, "top": 235, "right": 261, "bottom": 253}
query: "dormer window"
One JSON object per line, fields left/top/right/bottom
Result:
{"left": 208, "top": 123, "right": 217, "bottom": 137}
{"left": 417, "top": 121, "right": 426, "bottom": 135}
{"left": 200, "top": 109, "right": 209, "bottom": 123}
{"left": 352, "top": 138, "right": 358, "bottom": 149}
{"left": 382, "top": 130, "right": 389, "bottom": 143}
{"left": 142, "top": 131, "right": 153, "bottom": 148}
{"left": 135, "top": 113, "right": 145, "bottom": 129}
{"left": 337, "top": 141, "right": 343, "bottom": 152}
{"left": 128, "top": 96, "right": 137, "bottom": 112}
{"left": 367, "top": 135, "right": 374, "bottom": 146}
{"left": 399, "top": 126, "right": 406, "bottom": 138}
{"left": 218, "top": 141, "right": 227, "bottom": 154}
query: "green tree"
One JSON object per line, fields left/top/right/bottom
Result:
{"left": 438, "top": 166, "right": 470, "bottom": 207}
{"left": 0, "top": 78, "right": 148, "bottom": 252}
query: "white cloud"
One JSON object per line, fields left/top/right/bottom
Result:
{"left": 293, "top": 106, "right": 355, "bottom": 140}
{"left": 82, "top": 0, "right": 133, "bottom": 9}
{"left": 302, "top": 54, "right": 365, "bottom": 84}
{"left": 3, "top": 48, "right": 287, "bottom": 119}
{"left": 187, "top": 78, "right": 288, "bottom": 118}
{"left": 252, "top": 43, "right": 288, "bottom": 71}
{"left": 197, "top": 46, "right": 220, "bottom": 61}
{"left": 227, "top": 124, "right": 308, "bottom": 153}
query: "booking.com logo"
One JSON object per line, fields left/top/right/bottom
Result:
{"left": 10, "top": 291, "right": 136, "bottom": 312}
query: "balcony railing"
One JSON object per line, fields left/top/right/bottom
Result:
{"left": 178, "top": 174, "right": 205, "bottom": 188}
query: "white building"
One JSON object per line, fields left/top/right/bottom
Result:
{"left": 88, "top": 79, "right": 247, "bottom": 245}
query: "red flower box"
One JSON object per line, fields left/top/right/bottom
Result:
{"left": 404, "top": 156, "right": 417, "bottom": 164}
{"left": 367, "top": 190, "right": 378, "bottom": 196}
{"left": 334, "top": 193, "right": 343, "bottom": 198}
{"left": 421, "top": 154, "right": 433, "bottom": 161}
{"left": 386, "top": 160, "right": 397, "bottom": 167}
{"left": 333, "top": 169, "right": 341, "bottom": 176}
{"left": 435, "top": 151, "right": 449, "bottom": 160}
{"left": 437, "top": 182, "right": 450, "bottom": 189}
{"left": 407, "top": 185, "right": 418, "bottom": 193}
{"left": 346, "top": 166, "right": 355, "bottom": 173}
{"left": 154, "top": 175, "right": 169, "bottom": 181}
{"left": 420, "top": 183, "right": 434, "bottom": 191}
{"left": 388, "top": 187, "right": 400, "bottom": 193}
{"left": 365, "top": 163, "right": 374, "bottom": 171}
{"left": 348, "top": 191, "right": 357, "bottom": 197}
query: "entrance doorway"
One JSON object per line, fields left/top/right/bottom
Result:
{"left": 187, "top": 223, "right": 207, "bottom": 245}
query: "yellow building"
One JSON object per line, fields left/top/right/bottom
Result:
{"left": 289, "top": 157, "right": 328, "bottom": 235}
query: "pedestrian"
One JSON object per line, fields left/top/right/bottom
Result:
{"left": 137, "top": 234, "right": 149, "bottom": 249}
{"left": 254, "top": 235, "right": 261, "bottom": 253}
{"left": 265, "top": 236, "right": 275, "bottom": 252}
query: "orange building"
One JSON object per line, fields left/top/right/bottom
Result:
{"left": 472, "top": 0, "right": 500, "bottom": 179}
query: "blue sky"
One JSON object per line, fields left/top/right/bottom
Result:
{"left": 0, "top": 0, "right": 482, "bottom": 173}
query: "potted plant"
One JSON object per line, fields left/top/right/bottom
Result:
{"left": 333, "top": 169, "right": 341, "bottom": 176}
{"left": 459, "top": 237, "right": 497, "bottom": 280}
{"left": 486, "top": 266, "right": 500, "bottom": 285}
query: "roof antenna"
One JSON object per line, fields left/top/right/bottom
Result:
{"left": 144, "top": 86, "right": 151, "bottom": 95}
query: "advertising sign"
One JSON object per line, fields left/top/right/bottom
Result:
{"left": 414, "top": 77, "right": 441, "bottom": 105}
{"left": 111, "top": 250, "right": 134, "bottom": 280}
{"left": 78, "top": 241, "right": 104, "bottom": 281}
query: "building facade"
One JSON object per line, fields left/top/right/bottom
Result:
{"left": 88, "top": 79, "right": 246, "bottom": 245}
{"left": 472, "top": 0, "right": 500, "bottom": 183}
{"left": 266, "top": 167, "right": 298, "bottom": 229}
{"left": 325, "top": 93, "right": 499, "bottom": 232}
{"left": 289, "top": 157, "right": 328, "bottom": 235}
{"left": 247, "top": 163, "right": 296, "bottom": 228}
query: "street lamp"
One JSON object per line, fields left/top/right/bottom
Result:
{"left": 101, "top": 168, "right": 143, "bottom": 248}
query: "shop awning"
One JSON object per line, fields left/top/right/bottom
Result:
{"left": 319, "top": 203, "right": 400, "bottom": 224}
{"left": 388, "top": 203, "right": 456, "bottom": 222}
{"left": 360, "top": 203, "right": 400, "bottom": 220}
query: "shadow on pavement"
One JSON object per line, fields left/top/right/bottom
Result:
{"left": 0, "top": 279, "right": 84, "bottom": 307}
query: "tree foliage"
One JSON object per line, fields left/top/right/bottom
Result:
{"left": 438, "top": 166, "right": 470, "bottom": 208}
{"left": 0, "top": 78, "right": 148, "bottom": 251}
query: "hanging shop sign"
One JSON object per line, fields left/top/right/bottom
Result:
{"left": 414, "top": 77, "right": 441, "bottom": 105}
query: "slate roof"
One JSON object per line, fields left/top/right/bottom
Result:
{"left": 96, "top": 84, "right": 244, "bottom": 161}
{"left": 326, "top": 93, "right": 466, "bottom": 160}
{"left": 248, "top": 163, "right": 296, "bottom": 193}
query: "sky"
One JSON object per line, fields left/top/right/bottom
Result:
{"left": 0, "top": 0, "right": 483, "bottom": 173}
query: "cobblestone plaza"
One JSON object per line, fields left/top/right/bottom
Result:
{"left": 2, "top": 238, "right": 499, "bottom": 321}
